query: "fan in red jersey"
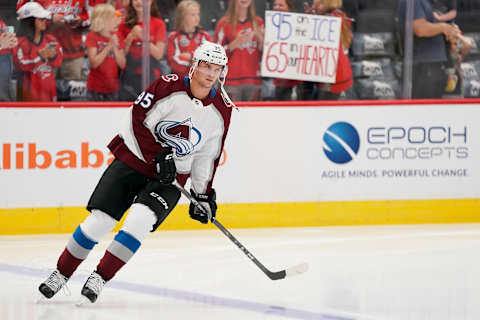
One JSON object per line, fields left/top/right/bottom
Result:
{"left": 17, "top": 0, "right": 91, "bottom": 81}
{"left": 167, "top": 0, "right": 212, "bottom": 78}
{"left": 38, "top": 41, "right": 235, "bottom": 304}
{"left": 215, "top": 0, "right": 264, "bottom": 101}
{"left": 14, "top": 2, "right": 63, "bottom": 101}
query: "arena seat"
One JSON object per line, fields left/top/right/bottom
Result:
{"left": 351, "top": 32, "right": 397, "bottom": 58}
{"left": 355, "top": 9, "right": 396, "bottom": 33}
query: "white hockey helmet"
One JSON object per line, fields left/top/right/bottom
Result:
{"left": 192, "top": 40, "right": 228, "bottom": 67}
{"left": 188, "top": 40, "right": 235, "bottom": 107}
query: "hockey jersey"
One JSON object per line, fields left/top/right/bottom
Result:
{"left": 167, "top": 29, "right": 211, "bottom": 77}
{"left": 17, "top": 0, "right": 91, "bottom": 60}
{"left": 214, "top": 17, "right": 264, "bottom": 86}
{"left": 13, "top": 34, "right": 63, "bottom": 101}
{"left": 108, "top": 75, "right": 232, "bottom": 194}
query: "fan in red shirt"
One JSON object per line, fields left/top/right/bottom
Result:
{"left": 85, "top": 3, "right": 126, "bottom": 101}
{"left": 167, "top": 0, "right": 212, "bottom": 78}
{"left": 14, "top": 2, "right": 63, "bottom": 101}
{"left": 304, "top": 0, "right": 353, "bottom": 100}
{"left": 118, "top": 0, "right": 166, "bottom": 101}
{"left": 17, "top": 0, "right": 91, "bottom": 81}
{"left": 214, "top": 0, "right": 264, "bottom": 101}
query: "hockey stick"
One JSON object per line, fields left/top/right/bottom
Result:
{"left": 173, "top": 182, "right": 308, "bottom": 280}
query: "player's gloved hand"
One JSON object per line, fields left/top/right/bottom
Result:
{"left": 189, "top": 188, "right": 217, "bottom": 224}
{"left": 154, "top": 148, "right": 176, "bottom": 184}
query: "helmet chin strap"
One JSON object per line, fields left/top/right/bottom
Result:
{"left": 188, "top": 60, "right": 199, "bottom": 80}
{"left": 218, "top": 65, "right": 235, "bottom": 108}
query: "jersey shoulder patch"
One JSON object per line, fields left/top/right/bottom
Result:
{"left": 159, "top": 73, "right": 181, "bottom": 83}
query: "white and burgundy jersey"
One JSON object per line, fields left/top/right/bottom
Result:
{"left": 108, "top": 74, "right": 232, "bottom": 194}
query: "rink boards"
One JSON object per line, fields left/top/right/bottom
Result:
{"left": 1, "top": 100, "right": 480, "bottom": 234}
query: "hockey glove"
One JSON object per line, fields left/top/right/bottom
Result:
{"left": 189, "top": 188, "right": 217, "bottom": 224}
{"left": 154, "top": 148, "right": 176, "bottom": 184}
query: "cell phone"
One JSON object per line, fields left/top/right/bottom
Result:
{"left": 64, "top": 14, "right": 75, "bottom": 23}
{"left": 1, "top": 26, "right": 14, "bottom": 34}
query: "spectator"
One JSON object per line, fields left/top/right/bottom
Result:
{"left": 215, "top": 0, "right": 264, "bottom": 101}
{"left": 167, "top": 0, "right": 211, "bottom": 78}
{"left": 271, "top": 0, "right": 302, "bottom": 100}
{"left": 303, "top": 0, "right": 353, "bottom": 100}
{"left": 85, "top": 4, "right": 126, "bottom": 101}
{"left": 14, "top": 2, "right": 63, "bottom": 101}
{"left": 446, "top": 29, "right": 473, "bottom": 95}
{"left": 118, "top": 0, "right": 166, "bottom": 101}
{"left": 397, "top": 0, "right": 460, "bottom": 99}
{"left": 430, "top": 0, "right": 459, "bottom": 93}
{"left": 16, "top": 0, "right": 92, "bottom": 82}
{"left": 0, "top": 19, "right": 18, "bottom": 101}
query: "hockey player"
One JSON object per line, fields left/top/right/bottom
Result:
{"left": 38, "top": 40, "right": 234, "bottom": 304}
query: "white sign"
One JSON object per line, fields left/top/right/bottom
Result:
{"left": 261, "top": 10, "right": 341, "bottom": 83}
{"left": 219, "top": 104, "right": 479, "bottom": 202}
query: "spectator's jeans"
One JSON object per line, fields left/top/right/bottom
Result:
{"left": 0, "top": 54, "right": 13, "bottom": 101}
{"left": 412, "top": 62, "right": 447, "bottom": 99}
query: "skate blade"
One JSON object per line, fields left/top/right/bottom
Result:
{"left": 75, "top": 296, "right": 92, "bottom": 307}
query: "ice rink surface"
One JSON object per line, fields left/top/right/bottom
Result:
{"left": 1, "top": 224, "right": 480, "bottom": 320}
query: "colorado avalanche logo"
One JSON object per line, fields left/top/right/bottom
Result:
{"left": 154, "top": 118, "right": 201, "bottom": 156}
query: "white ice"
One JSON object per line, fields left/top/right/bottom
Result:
{"left": 1, "top": 224, "right": 480, "bottom": 320}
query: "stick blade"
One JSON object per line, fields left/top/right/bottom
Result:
{"left": 285, "top": 262, "right": 309, "bottom": 278}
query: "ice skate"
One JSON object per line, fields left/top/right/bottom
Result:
{"left": 80, "top": 271, "right": 106, "bottom": 304}
{"left": 38, "top": 269, "right": 69, "bottom": 299}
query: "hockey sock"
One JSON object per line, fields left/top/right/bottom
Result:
{"left": 95, "top": 203, "right": 156, "bottom": 281}
{"left": 58, "top": 226, "right": 98, "bottom": 277}
{"left": 96, "top": 230, "right": 141, "bottom": 281}
{"left": 57, "top": 210, "right": 116, "bottom": 277}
